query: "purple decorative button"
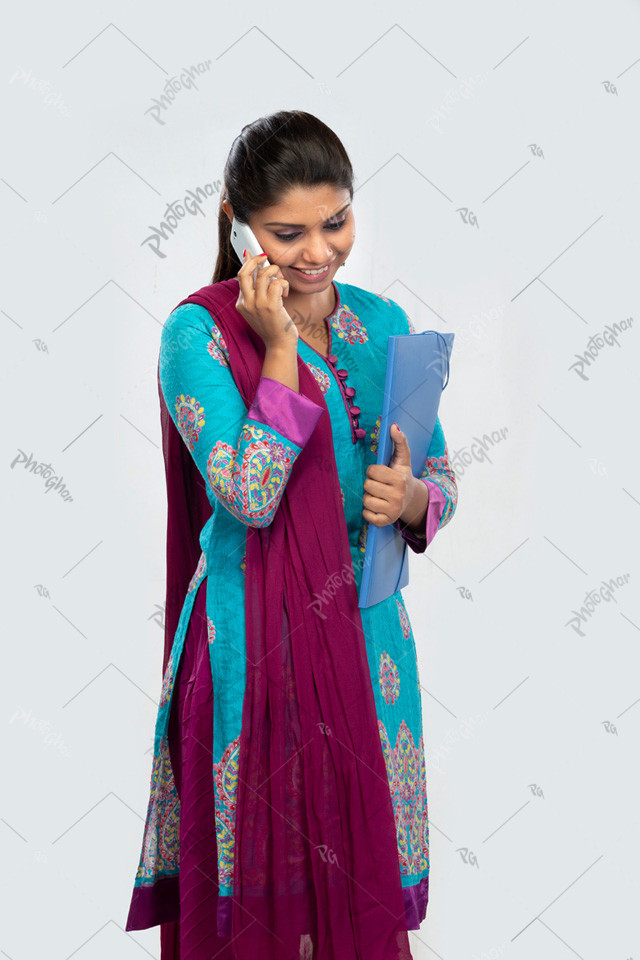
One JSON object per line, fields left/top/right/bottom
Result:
{"left": 345, "top": 387, "right": 356, "bottom": 398}
{"left": 328, "top": 354, "right": 339, "bottom": 365}
{"left": 349, "top": 405, "right": 361, "bottom": 416}
{"left": 337, "top": 369, "right": 349, "bottom": 379}
{"left": 355, "top": 427, "right": 367, "bottom": 439}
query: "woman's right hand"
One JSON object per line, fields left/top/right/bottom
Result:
{"left": 235, "top": 252, "right": 299, "bottom": 350}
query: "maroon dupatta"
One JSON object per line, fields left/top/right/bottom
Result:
{"left": 160, "top": 278, "right": 413, "bottom": 960}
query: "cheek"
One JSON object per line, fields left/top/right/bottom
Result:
{"left": 261, "top": 246, "right": 289, "bottom": 266}
{"left": 336, "top": 230, "right": 354, "bottom": 253}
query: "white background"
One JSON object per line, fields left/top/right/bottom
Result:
{"left": 2, "top": 1, "right": 639, "bottom": 958}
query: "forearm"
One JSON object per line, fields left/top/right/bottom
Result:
{"left": 161, "top": 309, "right": 323, "bottom": 529}
{"left": 262, "top": 340, "right": 300, "bottom": 392}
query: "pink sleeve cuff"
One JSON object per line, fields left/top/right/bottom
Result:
{"left": 395, "top": 478, "right": 447, "bottom": 554}
{"left": 247, "top": 375, "right": 324, "bottom": 449}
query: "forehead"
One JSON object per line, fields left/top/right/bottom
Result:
{"left": 258, "top": 184, "right": 351, "bottom": 223}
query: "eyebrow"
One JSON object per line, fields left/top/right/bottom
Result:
{"left": 263, "top": 202, "right": 351, "bottom": 227}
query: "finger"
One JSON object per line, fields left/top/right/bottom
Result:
{"left": 238, "top": 250, "right": 268, "bottom": 273}
{"left": 266, "top": 276, "right": 290, "bottom": 306}
{"left": 362, "top": 492, "right": 392, "bottom": 514}
{"left": 366, "top": 463, "right": 397, "bottom": 482}
{"left": 236, "top": 274, "right": 254, "bottom": 312}
{"left": 362, "top": 507, "right": 392, "bottom": 526}
{"left": 254, "top": 262, "right": 283, "bottom": 300}
{"left": 390, "top": 424, "right": 412, "bottom": 467}
{"left": 363, "top": 476, "right": 395, "bottom": 497}
{"left": 238, "top": 252, "right": 268, "bottom": 297}
{"left": 262, "top": 276, "right": 285, "bottom": 311}
{"left": 237, "top": 252, "right": 265, "bottom": 308}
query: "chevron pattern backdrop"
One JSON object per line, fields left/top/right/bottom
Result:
{"left": 3, "top": 2, "right": 639, "bottom": 958}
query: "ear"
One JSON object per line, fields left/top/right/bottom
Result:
{"left": 222, "top": 199, "right": 233, "bottom": 224}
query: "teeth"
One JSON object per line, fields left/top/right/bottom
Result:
{"left": 298, "top": 266, "right": 328, "bottom": 275}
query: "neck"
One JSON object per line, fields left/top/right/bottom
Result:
{"left": 285, "top": 281, "right": 337, "bottom": 331}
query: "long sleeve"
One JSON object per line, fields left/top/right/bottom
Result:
{"left": 159, "top": 304, "right": 324, "bottom": 528}
{"left": 394, "top": 415, "right": 458, "bottom": 555}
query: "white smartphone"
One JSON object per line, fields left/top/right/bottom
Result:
{"left": 230, "top": 216, "right": 272, "bottom": 284}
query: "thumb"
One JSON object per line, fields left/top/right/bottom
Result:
{"left": 389, "top": 422, "right": 412, "bottom": 469}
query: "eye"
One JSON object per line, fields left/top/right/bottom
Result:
{"left": 275, "top": 218, "right": 347, "bottom": 242}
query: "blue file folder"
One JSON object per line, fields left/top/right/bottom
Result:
{"left": 358, "top": 330, "right": 454, "bottom": 609}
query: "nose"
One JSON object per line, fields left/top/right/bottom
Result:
{"left": 300, "top": 232, "right": 334, "bottom": 265}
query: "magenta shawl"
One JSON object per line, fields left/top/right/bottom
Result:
{"left": 159, "top": 278, "right": 413, "bottom": 959}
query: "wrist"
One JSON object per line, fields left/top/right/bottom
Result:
{"left": 264, "top": 337, "right": 298, "bottom": 355}
{"left": 398, "top": 476, "right": 429, "bottom": 533}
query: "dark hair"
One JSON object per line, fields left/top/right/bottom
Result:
{"left": 212, "top": 110, "right": 354, "bottom": 283}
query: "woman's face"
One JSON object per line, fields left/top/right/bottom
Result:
{"left": 227, "top": 184, "right": 355, "bottom": 294}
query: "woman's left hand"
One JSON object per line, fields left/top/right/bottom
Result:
{"left": 362, "top": 423, "right": 426, "bottom": 527}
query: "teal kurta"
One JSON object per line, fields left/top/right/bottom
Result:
{"left": 129, "top": 279, "right": 458, "bottom": 922}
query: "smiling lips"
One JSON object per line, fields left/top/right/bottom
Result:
{"left": 289, "top": 261, "right": 334, "bottom": 279}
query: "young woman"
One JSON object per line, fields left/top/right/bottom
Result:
{"left": 125, "top": 110, "right": 457, "bottom": 960}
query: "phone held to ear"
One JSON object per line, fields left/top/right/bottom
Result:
{"left": 230, "top": 216, "right": 272, "bottom": 284}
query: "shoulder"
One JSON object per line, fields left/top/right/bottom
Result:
{"left": 163, "top": 301, "right": 214, "bottom": 338}
{"left": 333, "top": 281, "right": 413, "bottom": 336}
{"left": 160, "top": 292, "right": 232, "bottom": 375}
{"left": 164, "top": 279, "right": 239, "bottom": 333}
{"left": 159, "top": 305, "right": 213, "bottom": 374}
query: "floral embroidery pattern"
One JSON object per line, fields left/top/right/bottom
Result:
{"left": 240, "top": 426, "right": 297, "bottom": 513}
{"left": 206, "top": 423, "right": 299, "bottom": 526}
{"left": 160, "top": 654, "right": 175, "bottom": 708}
{"left": 207, "top": 441, "right": 236, "bottom": 501}
{"left": 378, "top": 718, "right": 429, "bottom": 877}
{"left": 135, "top": 737, "right": 181, "bottom": 882}
{"left": 240, "top": 552, "right": 246, "bottom": 573}
{"left": 420, "top": 442, "right": 457, "bottom": 526}
{"left": 406, "top": 314, "right": 416, "bottom": 334}
{"left": 396, "top": 597, "right": 411, "bottom": 641}
{"left": 306, "top": 362, "right": 331, "bottom": 394}
{"left": 187, "top": 551, "right": 207, "bottom": 592}
{"left": 370, "top": 413, "right": 381, "bottom": 453}
{"left": 213, "top": 736, "right": 241, "bottom": 889}
{"left": 330, "top": 304, "right": 368, "bottom": 345}
{"left": 340, "top": 486, "right": 345, "bottom": 507}
{"left": 207, "top": 616, "right": 216, "bottom": 645}
{"left": 207, "top": 323, "right": 230, "bottom": 367}
{"left": 213, "top": 673, "right": 307, "bottom": 894}
{"left": 174, "top": 394, "right": 205, "bottom": 451}
{"left": 357, "top": 524, "right": 368, "bottom": 554}
{"left": 379, "top": 651, "right": 400, "bottom": 705}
